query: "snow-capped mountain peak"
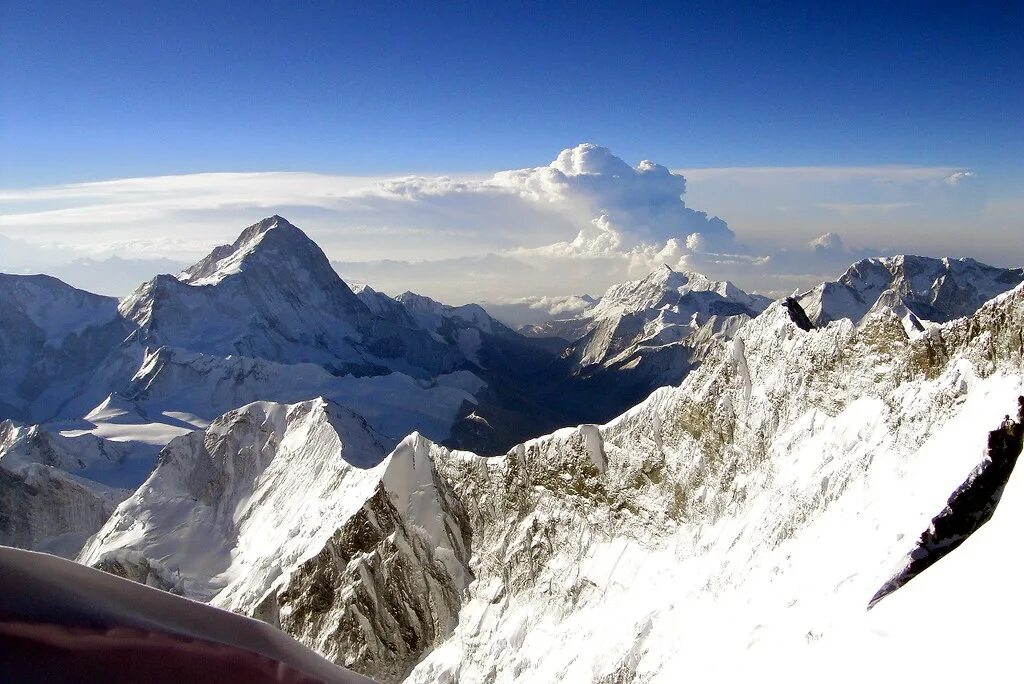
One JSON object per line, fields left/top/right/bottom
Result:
{"left": 396, "top": 291, "right": 495, "bottom": 333}
{"left": 797, "top": 254, "right": 1024, "bottom": 327}
{"left": 589, "top": 264, "right": 770, "bottom": 321}
{"left": 178, "top": 215, "right": 341, "bottom": 288}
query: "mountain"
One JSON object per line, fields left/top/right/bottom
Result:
{"left": 797, "top": 255, "right": 1024, "bottom": 331}
{"left": 565, "top": 264, "right": 771, "bottom": 369}
{"left": 79, "top": 398, "right": 472, "bottom": 682}
{"left": 124, "top": 216, "right": 463, "bottom": 378}
{"left": 519, "top": 265, "right": 772, "bottom": 425}
{"left": 82, "top": 271, "right": 1024, "bottom": 681}
{"left": 0, "top": 274, "right": 133, "bottom": 423}
{"left": 80, "top": 398, "right": 394, "bottom": 605}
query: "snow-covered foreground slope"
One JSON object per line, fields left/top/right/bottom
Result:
{"left": 80, "top": 400, "right": 473, "bottom": 683}
{"left": 399, "top": 288, "right": 1024, "bottom": 682}
{"left": 0, "top": 546, "right": 372, "bottom": 683}
{"left": 85, "top": 278, "right": 1024, "bottom": 682}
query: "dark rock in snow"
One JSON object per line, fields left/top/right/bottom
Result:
{"left": 783, "top": 297, "right": 815, "bottom": 332}
{"left": 869, "top": 395, "right": 1024, "bottom": 608}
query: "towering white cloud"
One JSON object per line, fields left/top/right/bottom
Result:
{"left": 493, "top": 143, "right": 737, "bottom": 254}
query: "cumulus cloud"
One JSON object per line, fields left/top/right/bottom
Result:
{"left": 493, "top": 143, "right": 737, "bottom": 254}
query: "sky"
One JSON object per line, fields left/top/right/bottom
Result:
{"left": 1, "top": 1, "right": 1022, "bottom": 314}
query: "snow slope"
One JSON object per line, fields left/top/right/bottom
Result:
{"left": 256, "top": 283, "right": 1021, "bottom": 682}
{"left": 80, "top": 398, "right": 393, "bottom": 606}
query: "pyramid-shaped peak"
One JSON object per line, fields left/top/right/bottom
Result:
{"left": 647, "top": 263, "right": 679, "bottom": 280}
{"left": 179, "top": 216, "right": 332, "bottom": 286}
{"left": 640, "top": 263, "right": 711, "bottom": 290}
{"left": 231, "top": 215, "right": 309, "bottom": 249}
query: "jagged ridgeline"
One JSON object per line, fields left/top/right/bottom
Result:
{"left": 0, "top": 216, "right": 775, "bottom": 556}
{"left": 3, "top": 216, "right": 1024, "bottom": 682}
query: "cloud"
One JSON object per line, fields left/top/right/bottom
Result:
{"left": 0, "top": 144, "right": 1005, "bottom": 302}
{"left": 817, "top": 202, "right": 920, "bottom": 214}
{"left": 945, "top": 170, "right": 977, "bottom": 185}
{"left": 493, "top": 143, "right": 736, "bottom": 254}
{"left": 674, "top": 162, "right": 987, "bottom": 252}
{"left": 478, "top": 294, "right": 597, "bottom": 328}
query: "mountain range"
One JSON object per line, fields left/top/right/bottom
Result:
{"left": 2, "top": 215, "right": 1024, "bottom": 682}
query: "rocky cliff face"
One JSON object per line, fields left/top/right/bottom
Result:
{"left": 264, "top": 436, "right": 473, "bottom": 683}
{"left": 0, "top": 464, "right": 128, "bottom": 557}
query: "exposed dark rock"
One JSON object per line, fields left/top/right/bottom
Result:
{"left": 783, "top": 297, "right": 815, "bottom": 332}
{"left": 869, "top": 396, "right": 1024, "bottom": 608}
{"left": 267, "top": 478, "right": 472, "bottom": 684}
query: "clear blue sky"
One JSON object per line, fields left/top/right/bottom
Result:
{"left": 2, "top": 1, "right": 1022, "bottom": 186}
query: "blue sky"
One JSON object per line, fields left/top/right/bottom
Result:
{"left": 3, "top": 1, "right": 1021, "bottom": 185}
{"left": 0, "top": 2, "right": 1021, "bottom": 304}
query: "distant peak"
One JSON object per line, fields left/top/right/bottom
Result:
{"left": 233, "top": 215, "right": 304, "bottom": 246}
{"left": 178, "top": 215, "right": 330, "bottom": 286}
{"left": 396, "top": 291, "right": 444, "bottom": 312}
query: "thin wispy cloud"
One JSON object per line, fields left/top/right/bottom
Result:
{"left": 817, "top": 202, "right": 920, "bottom": 214}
